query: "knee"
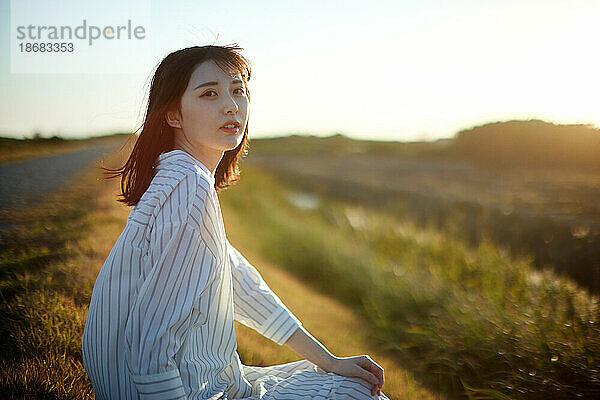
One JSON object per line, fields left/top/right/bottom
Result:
{"left": 297, "top": 359, "right": 318, "bottom": 371}
{"left": 331, "top": 374, "right": 380, "bottom": 400}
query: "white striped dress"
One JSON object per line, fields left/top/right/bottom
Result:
{"left": 82, "top": 149, "right": 389, "bottom": 400}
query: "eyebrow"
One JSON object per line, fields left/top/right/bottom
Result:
{"left": 194, "top": 78, "right": 243, "bottom": 90}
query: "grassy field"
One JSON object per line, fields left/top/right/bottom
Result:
{"left": 242, "top": 151, "right": 600, "bottom": 294}
{"left": 0, "top": 147, "right": 435, "bottom": 399}
{"left": 219, "top": 157, "right": 600, "bottom": 399}
{"left": 2, "top": 134, "right": 599, "bottom": 399}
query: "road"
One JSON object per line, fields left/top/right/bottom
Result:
{"left": 0, "top": 145, "right": 118, "bottom": 232}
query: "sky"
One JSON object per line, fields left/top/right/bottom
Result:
{"left": 1, "top": 0, "right": 599, "bottom": 142}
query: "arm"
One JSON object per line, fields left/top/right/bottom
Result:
{"left": 283, "top": 326, "right": 385, "bottom": 397}
{"left": 228, "top": 239, "right": 303, "bottom": 345}
{"left": 228, "top": 240, "right": 384, "bottom": 396}
{"left": 281, "top": 325, "right": 337, "bottom": 371}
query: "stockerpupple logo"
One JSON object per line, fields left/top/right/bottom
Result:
{"left": 10, "top": 0, "right": 152, "bottom": 74}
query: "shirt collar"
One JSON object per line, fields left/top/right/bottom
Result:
{"left": 157, "top": 149, "right": 216, "bottom": 184}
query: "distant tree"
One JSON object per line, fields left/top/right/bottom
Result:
{"left": 424, "top": 119, "right": 600, "bottom": 171}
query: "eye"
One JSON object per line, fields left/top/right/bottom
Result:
{"left": 234, "top": 87, "right": 246, "bottom": 95}
{"left": 202, "top": 90, "right": 217, "bottom": 97}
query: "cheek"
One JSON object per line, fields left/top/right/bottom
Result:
{"left": 182, "top": 100, "right": 215, "bottom": 127}
{"left": 239, "top": 99, "right": 249, "bottom": 118}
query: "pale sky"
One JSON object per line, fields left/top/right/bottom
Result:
{"left": 1, "top": 0, "right": 599, "bottom": 142}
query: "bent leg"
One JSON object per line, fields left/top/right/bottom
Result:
{"left": 242, "top": 359, "right": 318, "bottom": 384}
{"left": 241, "top": 360, "right": 390, "bottom": 400}
{"left": 331, "top": 373, "right": 391, "bottom": 400}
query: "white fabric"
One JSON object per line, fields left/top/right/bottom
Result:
{"left": 82, "top": 149, "right": 388, "bottom": 400}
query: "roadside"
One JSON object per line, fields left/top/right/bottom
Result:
{"left": 0, "top": 134, "right": 129, "bottom": 165}
{"left": 0, "top": 146, "right": 438, "bottom": 399}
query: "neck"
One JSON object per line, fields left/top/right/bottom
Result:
{"left": 173, "top": 138, "right": 222, "bottom": 176}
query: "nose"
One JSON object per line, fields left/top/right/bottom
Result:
{"left": 223, "top": 94, "right": 239, "bottom": 115}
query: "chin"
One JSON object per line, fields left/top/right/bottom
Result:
{"left": 222, "top": 138, "right": 243, "bottom": 151}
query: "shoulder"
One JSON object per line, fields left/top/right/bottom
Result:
{"left": 152, "top": 150, "right": 215, "bottom": 201}
{"left": 136, "top": 166, "right": 214, "bottom": 230}
{"left": 142, "top": 165, "right": 211, "bottom": 201}
{"left": 162, "top": 171, "right": 214, "bottom": 221}
{"left": 131, "top": 150, "right": 219, "bottom": 231}
{"left": 154, "top": 170, "right": 224, "bottom": 258}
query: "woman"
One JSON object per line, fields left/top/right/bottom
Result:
{"left": 82, "top": 44, "right": 388, "bottom": 400}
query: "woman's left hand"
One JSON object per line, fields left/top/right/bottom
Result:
{"left": 322, "top": 355, "right": 384, "bottom": 397}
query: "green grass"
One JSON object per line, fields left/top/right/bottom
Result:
{"left": 219, "top": 161, "right": 600, "bottom": 399}
{"left": 0, "top": 167, "right": 99, "bottom": 399}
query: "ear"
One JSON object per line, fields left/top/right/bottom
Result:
{"left": 165, "top": 110, "right": 182, "bottom": 129}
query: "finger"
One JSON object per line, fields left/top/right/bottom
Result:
{"left": 368, "top": 361, "right": 384, "bottom": 381}
{"left": 367, "top": 364, "right": 384, "bottom": 385}
{"left": 371, "top": 382, "right": 380, "bottom": 397}
{"left": 372, "top": 383, "right": 382, "bottom": 397}
{"left": 360, "top": 358, "right": 384, "bottom": 386}
{"left": 356, "top": 365, "right": 380, "bottom": 387}
{"left": 364, "top": 357, "right": 385, "bottom": 385}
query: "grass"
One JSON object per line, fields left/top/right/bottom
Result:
{"left": 3, "top": 142, "right": 599, "bottom": 399}
{"left": 217, "top": 159, "right": 600, "bottom": 399}
{"left": 241, "top": 151, "right": 600, "bottom": 295}
{"left": 0, "top": 161, "right": 100, "bottom": 398}
{"left": 222, "top": 192, "right": 436, "bottom": 399}
{"left": 0, "top": 148, "right": 435, "bottom": 398}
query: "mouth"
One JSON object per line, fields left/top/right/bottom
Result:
{"left": 220, "top": 121, "right": 241, "bottom": 134}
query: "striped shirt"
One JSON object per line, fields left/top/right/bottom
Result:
{"left": 82, "top": 149, "right": 303, "bottom": 400}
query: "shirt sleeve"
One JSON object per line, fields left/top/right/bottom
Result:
{"left": 124, "top": 174, "right": 219, "bottom": 400}
{"left": 227, "top": 239, "right": 303, "bottom": 345}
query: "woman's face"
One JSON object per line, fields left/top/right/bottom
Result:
{"left": 167, "top": 59, "right": 249, "bottom": 164}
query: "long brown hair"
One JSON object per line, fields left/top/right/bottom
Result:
{"left": 101, "top": 44, "right": 252, "bottom": 206}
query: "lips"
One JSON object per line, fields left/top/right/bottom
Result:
{"left": 220, "top": 120, "right": 241, "bottom": 134}
{"left": 220, "top": 120, "right": 240, "bottom": 129}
